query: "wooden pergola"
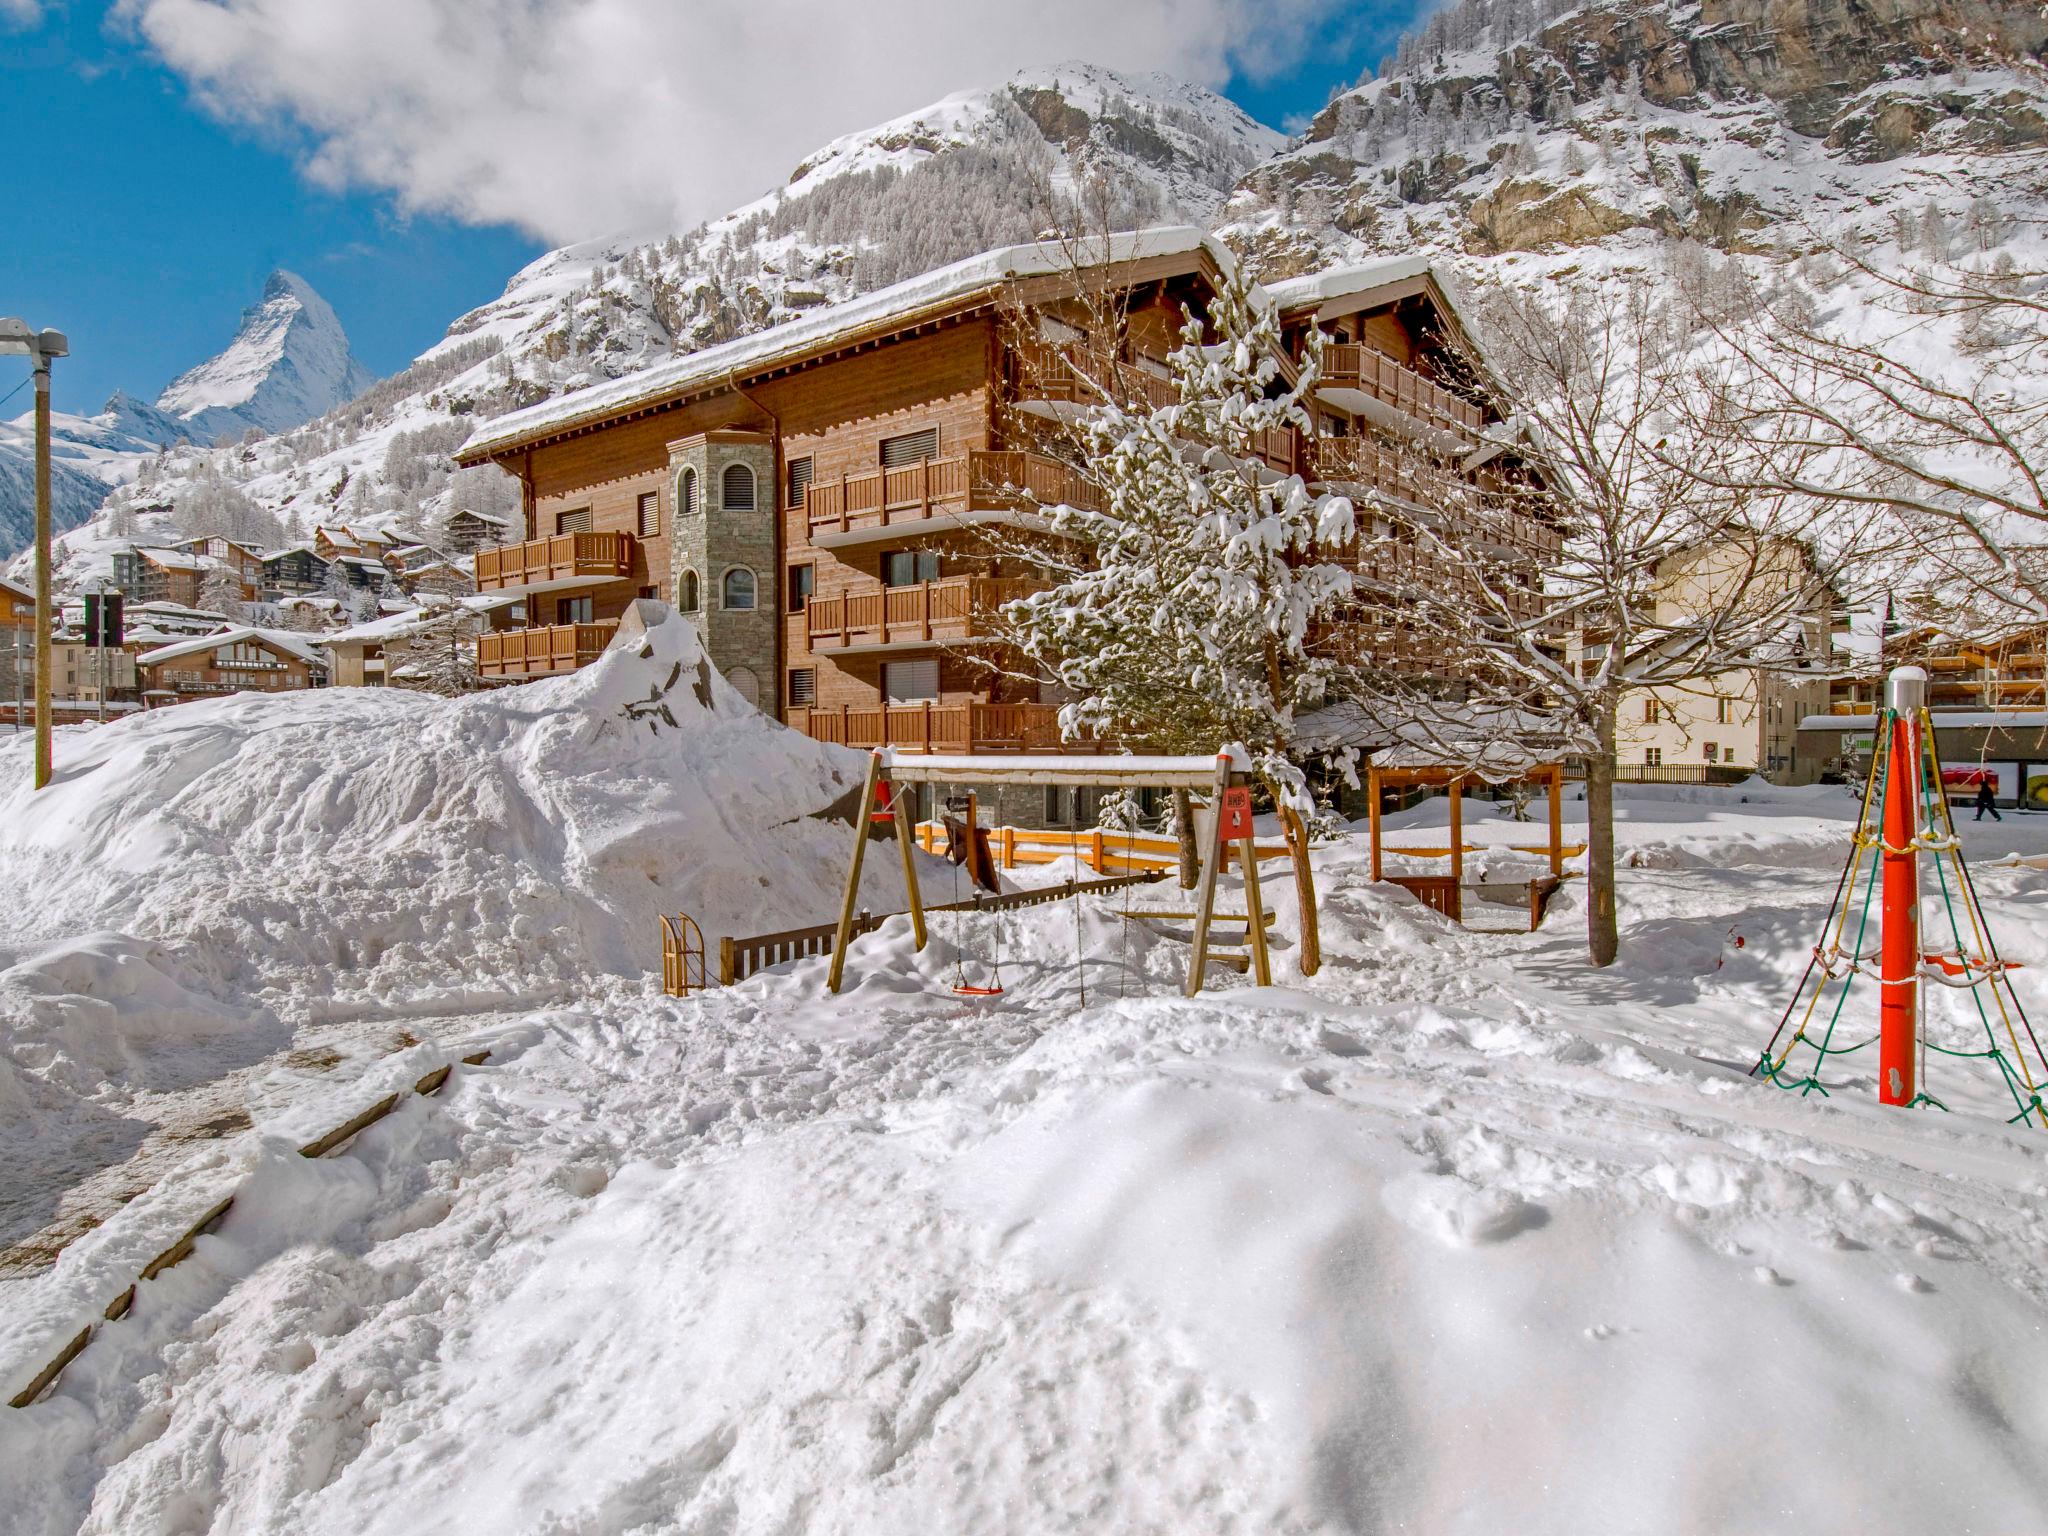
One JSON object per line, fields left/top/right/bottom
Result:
{"left": 1365, "top": 758, "right": 1570, "bottom": 928}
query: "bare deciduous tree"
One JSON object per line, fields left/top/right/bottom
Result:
{"left": 1341, "top": 273, "right": 1846, "bottom": 966}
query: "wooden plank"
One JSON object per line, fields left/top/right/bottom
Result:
{"left": 1368, "top": 765, "right": 1383, "bottom": 883}
{"left": 891, "top": 780, "right": 927, "bottom": 952}
{"left": 827, "top": 752, "right": 885, "bottom": 994}
{"left": 1239, "top": 833, "right": 1273, "bottom": 986}
{"left": 1185, "top": 756, "right": 1233, "bottom": 997}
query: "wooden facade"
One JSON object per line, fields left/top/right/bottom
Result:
{"left": 456, "top": 235, "right": 1556, "bottom": 756}
{"left": 137, "top": 630, "right": 326, "bottom": 706}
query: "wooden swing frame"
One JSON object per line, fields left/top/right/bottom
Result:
{"left": 825, "top": 746, "right": 1321, "bottom": 997}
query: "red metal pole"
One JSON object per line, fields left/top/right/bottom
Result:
{"left": 1879, "top": 667, "right": 1926, "bottom": 1107}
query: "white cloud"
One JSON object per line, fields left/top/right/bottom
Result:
{"left": 116, "top": 0, "right": 1332, "bottom": 246}
{"left": 2, "top": 0, "right": 46, "bottom": 28}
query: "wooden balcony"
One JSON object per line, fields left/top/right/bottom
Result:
{"left": 805, "top": 450, "right": 1099, "bottom": 539}
{"left": 806, "top": 575, "right": 1039, "bottom": 651}
{"left": 789, "top": 700, "right": 1084, "bottom": 753}
{"left": 1011, "top": 339, "right": 1178, "bottom": 413}
{"left": 1320, "top": 344, "right": 1486, "bottom": 437}
{"left": 474, "top": 532, "right": 633, "bottom": 593}
{"left": 477, "top": 620, "right": 618, "bottom": 679}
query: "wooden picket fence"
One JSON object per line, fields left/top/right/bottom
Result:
{"left": 715, "top": 870, "right": 1165, "bottom": 986}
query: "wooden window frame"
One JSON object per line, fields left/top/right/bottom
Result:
{"left": 637, "top": 491, "right": 660, "bottom": 539}
{"left": 721, "top": 463, "right": 756, "bottom": 512}
{"left": 787, "top": 667, "right": 816, "bottom": 707}
{"left": 786, "top": 455, "right": 814, "bottom": 509}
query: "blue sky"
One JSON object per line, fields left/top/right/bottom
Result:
{"left": 3, "top": 2, "right": 1427, "bottom": 420}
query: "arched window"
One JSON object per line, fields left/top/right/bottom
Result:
{"left": 678, "top": 570, "right": 699, "bottom": 612}
{"left": 726, "top": 666, "right": 761, "bottom": 709}
{"left": 721, "top": 567, "right": 756, "bottom": 610}
{"left": 675, "top": 467, "right": 698, "bottom": 518}
{"left": 721, "top": 463, "right": 755, "bottom": 511}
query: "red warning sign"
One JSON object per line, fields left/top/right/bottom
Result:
{"left": 1218, "top": 785, "right": 1254, "bottom": 840}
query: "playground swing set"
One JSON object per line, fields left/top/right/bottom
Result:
{"left": 825, "top": 746, "right": 1322, "bottom": 999}
{"left": 1754, "top": 666, "right": 2048, "bottom": 1128}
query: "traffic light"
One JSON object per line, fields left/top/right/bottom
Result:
{"left": 82, "top": 593, "right": 124, "bottom": 647}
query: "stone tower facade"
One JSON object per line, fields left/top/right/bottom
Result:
{"left": 666, "top": 429, "right": 778, "bottom": 713}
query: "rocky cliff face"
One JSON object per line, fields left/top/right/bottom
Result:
{"left": 1225, "top": 0, "right": 2048, "bottom": 264}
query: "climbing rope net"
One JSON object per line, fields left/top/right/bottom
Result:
{"left": 1753, "top": 706, "right": 2048, "bottom": 1128}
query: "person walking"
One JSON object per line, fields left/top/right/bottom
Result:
{"left": 1974, "top": 779, "right": 2003, "bottom": 822}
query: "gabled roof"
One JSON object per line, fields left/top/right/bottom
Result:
{"left": 446, "top": 508, "right": 513, "bottom": 526}
{"left": 137, "top": 626, "right": 327, "bottom": 668}
{"left": 0, "top": 574, "right": 31, "bottom": 603}
{"left": 457, "top": 226, "right": 1231, "bottom": 465}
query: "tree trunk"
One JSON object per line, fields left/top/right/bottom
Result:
{"left": 1172, "top": 787, "right": 1198, "bottom": 889}
{"left": 1585, "top": 707, "right": 1619, "bottom": 968}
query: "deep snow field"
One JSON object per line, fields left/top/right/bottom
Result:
{"left": 5, "top": 660, "right": 2048, "bottom": 1532}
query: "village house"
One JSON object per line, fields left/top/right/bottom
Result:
{"left": 1796, "top": 620, "right": 2048, "bottom": 805}
{"left": 1, "top": 573, "right": 34, "bottom": 631}
{"left": 1617, "top": 540, "right": 1837, "bottom": 784}
{"left": 259, "top": 544, "right": 330, "bottom": 596}
{"left": 136, "top": 627, "right": 327, "bottom": 707}
{"left": 440, "top": 508, "right": 515, "bottom": 555}
{"left": 453, "top": 228, "right": 1555, "bottom": 815}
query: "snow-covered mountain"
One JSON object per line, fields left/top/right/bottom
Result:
{"left": 0, "top": 270, "right": 378, "bottom": 561}
{"left": 153, "top": 269, "right": 378, "bottom": 443}
{"left": 1221, "top": 0, "right": 2048, "bottom": 270}
{"left": 25, "top": 63, "right": 1280, "bottom": 590}
{"left": 32, "top": 17, "right": 2048, "bottom": 599}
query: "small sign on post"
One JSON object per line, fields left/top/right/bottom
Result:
{"left": 1218, "top": 785, "right": 1254, "bottom": 841}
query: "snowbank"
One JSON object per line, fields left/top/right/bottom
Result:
{"left": 0, "top": 609, "right": 919, "bottom": 1206}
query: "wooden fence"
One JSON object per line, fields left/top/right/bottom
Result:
{"left": 715, "top": 870, "right": 1166, "bottom": 986}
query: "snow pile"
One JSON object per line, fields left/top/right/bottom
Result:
{"left": 0, "top": 608, "right": 915, "bottom": 1174}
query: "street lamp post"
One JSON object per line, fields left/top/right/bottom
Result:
{"left": 1, "top": 318, "right": 69, "bottom": 789}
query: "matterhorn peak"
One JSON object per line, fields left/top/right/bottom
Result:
{"left": 153, "top": 267, "right": 378, "bottom": 443}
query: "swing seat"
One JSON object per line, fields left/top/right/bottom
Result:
{"left": 951, "top": 983, "right": 1005, "bottom": 997}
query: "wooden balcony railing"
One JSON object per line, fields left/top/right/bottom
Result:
{"left": 477, "top": 620, "right": 618, "bottom": 678}
{"left": 1320, "top": 344, "right": 1486, "bottom": 436}
{"left": 474, "top": 532, "right": 632, "bottom": 592}
{"left": 806, "top": 575, "right": 1039, "bottom": 649}
{"left": 805, "top": 450, "right": 1099, "bottom": 536}
{"left": 789, "top": 700, "right": 1086, "bottom": 753}
{"left": 1011, "top": 339, "right": 1179, "bottom": 413}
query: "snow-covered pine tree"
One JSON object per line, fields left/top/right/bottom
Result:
{"left": 995, "top": 261, "right": 1356, "bottom": 804}
{"left": 399, "top": 602, "right": 480, "bottom": 696}
{"left": 198, "top": 561, "right": 246, "bottom": 623}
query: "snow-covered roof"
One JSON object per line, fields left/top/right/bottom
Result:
{"left": 459, "top": 226, "right": 1228, "bottom": 462}
{"left": 137, "top": 626, "right": 327, "bottom": 668}
{"left": 0, "top": 574, "right": 30, "bottom": 603}
{"left": 447, "top": 508, "right": 512, "bottom": 526}
{"left": 130, "top": 546, "right": 208, "bottom": 572}
{"left": 1263, "top": 255, "right": 1438, "bottom": 312}
{"left": 259, "top": 543, "right": 324, "bottom": 562}
{"left": 333, "top": 554, "right": 392, "bottom": 572}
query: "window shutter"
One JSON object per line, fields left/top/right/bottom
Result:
{"left": 786, "top": 456, "right": 813, "bottom": 507}
{"left": 721, "top": 464, "right": 756, "bottom": 510}
{"left": 883, "top": 657, "right": 939, "bottom": 702}
{"left": 637, "top": 492, "right": 659, "bottom": 538}
{"left": 788, "top": 667, "right": 816, "bottom": 706}
{"left": 879, "top": 428, "right": 939, "bottom": 468}
{"left": 556, "top": 508, "right": 591, "bottom": 535}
